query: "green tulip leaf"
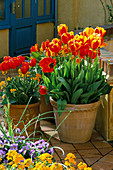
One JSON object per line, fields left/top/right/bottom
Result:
{"left": 57, "top": 99, "right": 67, "bottom": 117}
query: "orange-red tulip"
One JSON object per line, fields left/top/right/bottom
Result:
{"left": 57, "top": 24, "right": 68, "bottom": 36}
{"left": 88, "top": 49, "right": 97, "bottom": 59}
{"left": 83, "top": 27, "right": 95, "bottom": 37}
{"left": 95, "top": 26, "right": 106, "bottom": 37}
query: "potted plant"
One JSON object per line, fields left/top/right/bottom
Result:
{"left": 0, "top": 56, "right": 41, "bottom": 136}
{"left": 38, "top": 24, "right": 112, "bottom": 143}
{"left": 30, "top": 42, "right": 54, "bottom": 120}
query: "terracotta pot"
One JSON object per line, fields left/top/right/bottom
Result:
{"left": 9, "top": 102, "right": 40, "bottom": 136}
{"left": 50, "top": 97, "right": 100, "bottom": 143}
{"left": 40, "top": 95, "right": 54, "bottom": 121}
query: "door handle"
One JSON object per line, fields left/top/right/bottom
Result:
{"left": 13, "top": 2, "right": 16, "bottom": 15}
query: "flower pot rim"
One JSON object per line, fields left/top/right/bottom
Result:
{"left": 50, "top": 96, "right": 100, "bottom": 108}
{"left": 10, "top": 102, "right": 40, "bottom": 109}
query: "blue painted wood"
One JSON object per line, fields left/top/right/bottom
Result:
{"left": 54, "top": 0, "right": 57, "bottom": 37}
{"left": 37, "top": 0, "right": 55, "bottom": 19}
{"left": 36, "top": 18, "right": 55, "bottom": 24}
{"left": 9, "top": 0, "right": 55, "bottom": 56}
{"left": 0, "top": 0, "right": 10, "bottom": 26}
{"left": 9, "top": 0, "right": 36, "bottom": 56}
{"left": 0, "top": 25, "right": 11, "bottom": 30}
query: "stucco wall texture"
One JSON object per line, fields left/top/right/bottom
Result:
{"left": 58, "top": 0, "right": 111, "bottom": 30}
{"left": 0, "top": 29, "right": 9, "bottom": 58}
{"left": 36, "top": 22, "right": 54, "bottom": 46}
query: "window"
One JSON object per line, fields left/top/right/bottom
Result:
{"left": 0, "top": 0, "right": 10, "bottom": 28}
{"left": 0, "top": 0, "right": 5, "bottom": 20}
{"left": 37, "top": 0, "right": 55, "bottom": 21}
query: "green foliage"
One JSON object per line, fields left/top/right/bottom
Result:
{"left": 106, "top": 4, "right": 113, "bottom": 23}
{"left": 0, "top": 69, "right": 40, "bottom": 105}
{"left": 42, "top": 56, "right": 112, "bottom": 113}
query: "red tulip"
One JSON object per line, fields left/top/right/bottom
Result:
{"left": 88, "top": 49, "right": 97, "bottom": 59}
{"left": 30, "top": 58, "right": 37, "bottom": 67}
{"left": 22, "top": 62, "right": 29, "bottom": 71}
{"left": 9, "top": 59, "right": 17, "bottom": 69}
{"left": 57, "top": 24, "right": 68, "bottom": 36}
{"left": 39, "top": 85, "right": 47, "bottom": 95}
{"left": 3, "top": 56, "right": 11, "bottom": 61}
{"left": 20, "top": 66, "right": 28, "bottom": 74}
{"left": 39, "top": 57, "right": 56, "bottom": 73}
{"left": 0, "top": 61, "right": 10, "bottom": 71}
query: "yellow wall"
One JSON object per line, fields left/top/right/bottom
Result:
{"left": 36, "top": 22, "right": 54, "bottom": 46}
{"left": 57, "top": 0, "right": 111, "bottom": 30}
{"left": 57, "top": 0, "right": 77, "bottom": 30}
{"left": 0, "top": 29, "right": 9, "bottom": 58}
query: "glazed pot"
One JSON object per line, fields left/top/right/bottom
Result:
{"left": 50, "top": 97, "right": 100, "bottom": 143}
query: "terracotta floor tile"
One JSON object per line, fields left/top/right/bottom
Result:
{"left": 92, "top": 140, "right": 113, "bottom": 149}
{"left": 98, "top": 148, "right": 113, "bottom": 156}
{"left": 84, "top": 157, "right": 102, "bottom": 166}
{"left": 91, "top": 161, "right": 113, "bottom": 170}
{"left": 53, "top": 152, "right": 61, "bottom": 161}
{"left": 74, "top": 142, "right": 95, "bottom": 150}
{"left": 109, "top": 150, "right": 113, "bottom": 155}
{"left": 50, "top": 138, "right": 63, "bottom": 145}
{"left": 91, "top": 130, "right": 104, "bottom": 141}
{"left": 56, "top": 150, "right": 81, "bottom": 159}
{"left": 78, "top": 148, "right": 102, "bottom": 158}
{"left": 76, "top": 158, "right": 85, "bottom": 165}
{"left": 99, "top": 154, "right": 113, "bottom": 164}
{"left": 53, "top": 142, "right": 76, "bottom": 152}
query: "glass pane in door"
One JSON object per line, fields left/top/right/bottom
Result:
{"left": 46, "top": 0, "right": 51, "bottom": 15}
{"left": 0, "top": 0, "right": 5, "bottom": 20}
{"left": 25, "top": 0, "right": 31, "bottom": 17}
{"left": 38, "top": 0, "right": 44, "bottom": 16}
{"left": 16, "top": 0, "right": 22, "bottom": 19}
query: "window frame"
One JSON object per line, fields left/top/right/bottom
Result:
{"left": 36, "top": 0, "right": 55, "bottom": 23}
{"left": 0, "top": 0, "right": 10, "bottom": 28}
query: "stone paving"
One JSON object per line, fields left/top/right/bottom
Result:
{"left": 40, "top": 120, "right": 113, "bottom": 170}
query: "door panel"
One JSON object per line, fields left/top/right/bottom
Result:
{"left": 25, "top": 0, "right": 31, "bottom": 17}
{"left": 10, "top": 0, "right": 36, "bottom": 56}
{"left": 0, "top": 0, "right": 5, "bottom": 20}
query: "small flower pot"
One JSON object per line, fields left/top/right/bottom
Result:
{"left": 40, "top": 95, "right": 54, "bottom": 122}
{"left": 50, "top": 97, "right": 100, "bottom": 143}
{"left": 9, "top": 102, "right": 41, "bottom": 137}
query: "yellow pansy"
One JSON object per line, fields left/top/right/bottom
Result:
{"left": 24, "top": 158, "right": 33, "bottom": 167}
{"left": 2, "top": 71, "right": 7, "bottom": 75}
{"left": 78, "top": 162, "right": 87, "bottom": 169}
{"left": 7, "top": 77, "right": 12, "bottom": 81}
{"left": 50, "top": 162, "right": 63, "bottom": 170}
{"left": 10, "top": 88, "right": 16, "bottom": 93}
{"left": 6, "top": 150, "right": 18, "bottom": 161}
{"left": 0, "top": 164, "right": 6, "bottom": 170}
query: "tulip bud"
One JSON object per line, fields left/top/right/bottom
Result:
{"left": 20, "top": 66, "right": 28, "bottom": 74}
{"left": 30, "top": 58, "right": 37, "bottom": 67}
{"left": 39, "top": 85, "right": 47, "bottom": 95}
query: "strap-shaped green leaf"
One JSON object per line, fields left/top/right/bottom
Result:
{"left": 87, "top": 80, "right": 102, "bottom": 92}
{"left": 71, "top": 89, "right": 83, "bottom": 104}
{"left": 57, "top": 77, "right": 71, "bottom": 95}
{"left": 57, "top": 99, "right": 67, "bottom": 116}
{"left": 43, "top": 75, "right": 51, "bottom": 89}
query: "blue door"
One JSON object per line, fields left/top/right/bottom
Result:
{"left": 9, "top": 0, "right": 36, "bottom": 56}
